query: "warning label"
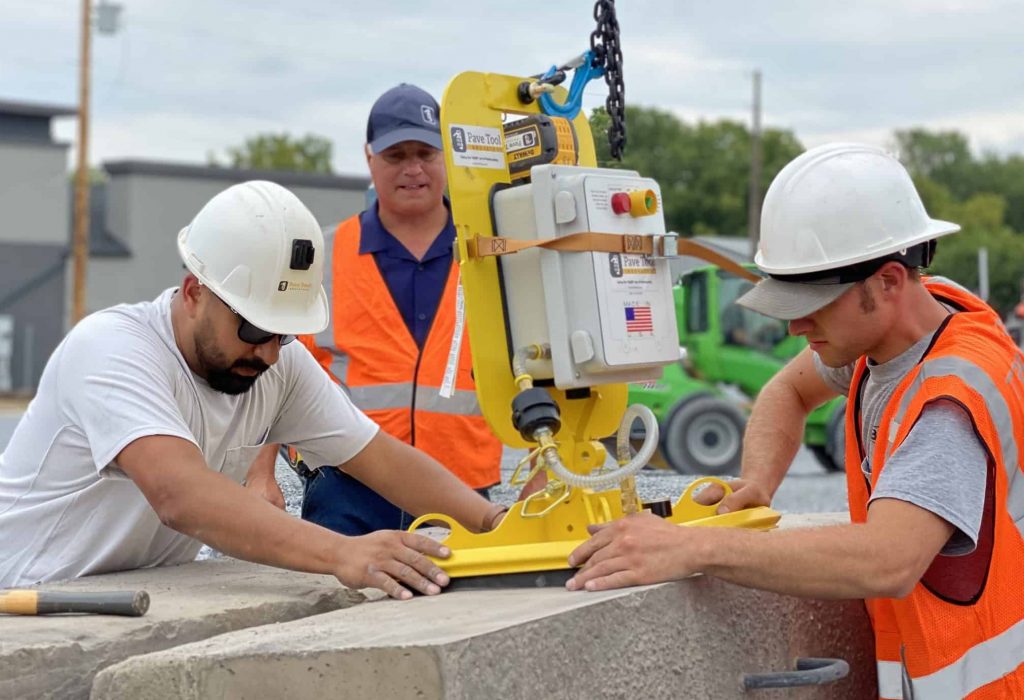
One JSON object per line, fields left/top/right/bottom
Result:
{"left": 449, "top": 124, "right": 505, "bottom": 170}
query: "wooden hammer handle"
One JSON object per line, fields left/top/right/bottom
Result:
{"left": 0, "top": 590, "right": 150, "bottom": 616}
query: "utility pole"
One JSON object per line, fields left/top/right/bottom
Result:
{"left": 71, "top": 0, "right": 121, "bottom": 324}
{"left": 72, "top": 0, "right": 93, "bottom": 325}
{"left": 747, "top": 69, "right": 763, "bottom": 259}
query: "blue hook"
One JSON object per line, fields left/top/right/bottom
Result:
{"left": 538, "top": 50, "right": 605, "bottom": 120}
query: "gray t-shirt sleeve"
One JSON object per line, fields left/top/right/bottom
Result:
{"left": 267, "top": 342, "right": 379, "bottom": 468}
{"left": 869, "top": 400, "right": 986, "bottom": 556}
{"left": 812, "top": 352, "right": 855, "bottom": 396}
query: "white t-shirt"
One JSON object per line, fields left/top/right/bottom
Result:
{"left": 0, "top": 288, "right": 378, "bottom": 587}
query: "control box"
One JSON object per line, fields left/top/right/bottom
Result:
{"left": 493, "top": 164, "right": 679, "bottom": 389}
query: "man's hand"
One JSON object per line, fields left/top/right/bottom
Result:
{"left": 566, "top": 513, "right": 706, "bottom": 592}
{"left": 335, "top": 530, "right": 452, "bottom": 600}
{"left": 244, "top": 443, "right": 285, "bottom": 510}
{"left": 692, "top": 478, "right": 772, "bottom": 514}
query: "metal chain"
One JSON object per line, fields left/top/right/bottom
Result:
{"left": 590, "top": 0, "right": 626, "bottom": 159}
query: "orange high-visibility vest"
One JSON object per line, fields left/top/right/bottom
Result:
{"left": 844, "top": 279, "right": 1024, "bottom": 699}
{"left": 299, "top": 215, "right": 502, "bottom": 489}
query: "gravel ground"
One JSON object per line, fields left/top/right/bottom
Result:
{"left": 273, "top": 443, "right": 848, "bottom": 517}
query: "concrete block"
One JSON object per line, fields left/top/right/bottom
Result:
{"left": 92, "top": 513, "right": 876, "bottom": 700}
{"left": 0, "top": 560, "right": 367, "bottom": 700}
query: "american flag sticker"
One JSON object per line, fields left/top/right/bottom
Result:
{"left": 624, "top": 305, "right": 654, "bottom": 334}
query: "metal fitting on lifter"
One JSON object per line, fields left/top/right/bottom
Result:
{"left": 511, "top": 387, "right": 562, "bottom": 442}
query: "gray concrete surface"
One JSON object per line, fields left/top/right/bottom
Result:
{"left": 3, "top": 407, "right": 870, "bottom": 699}
{"left": 0, "top": 560, "right": 373, "bottom": 700}
{"left": 92, "top": 525, "right": 875, "bottom": 699}
{"left": 0, "top": 515, "right": 878, "bottom": 700}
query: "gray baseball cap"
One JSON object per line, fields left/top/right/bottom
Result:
{"left": 736, "top": 277, "right": 856, "bottom": 321}
{"left": 738, "top": 240, "right": 939, "bottom": 320}
{"left": 366, "top": 83, "right": 442, "bottom": 154}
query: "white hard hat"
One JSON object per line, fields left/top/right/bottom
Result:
{"left": 737, "top": 143, "right": 960, "bottom": 320}
{"left": 177, "top": 180, "right": 329, "bottom": 336}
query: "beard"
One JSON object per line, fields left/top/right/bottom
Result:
{"left": 194, "top": 319, "right": 269, "bottom": 395}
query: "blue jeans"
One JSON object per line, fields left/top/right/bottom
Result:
{"left": 301, "top": 467, "right": 491, "bottom": 536}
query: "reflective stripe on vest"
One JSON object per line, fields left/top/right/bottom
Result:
{"left": 885, "top": 355, "right": 1024, "bottom": 540}
{"left": 875, "top": 661, "right": 903, "bottom": 700}
{"left": 348, "top": 383, "right": 481, "bottom": 415}
{"left": 912, "top": 617, "right": 1024, "bottom": 698}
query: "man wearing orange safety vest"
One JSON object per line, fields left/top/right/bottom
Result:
{"left": 566, "top": 143, "right": 1024, "bottom": 698}
{"left": 293, "top": 84, "right": 504, "bottom": 535}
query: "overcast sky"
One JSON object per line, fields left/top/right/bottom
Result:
{"left": 4, "top": 0, "right": 1024, "bottom": 176}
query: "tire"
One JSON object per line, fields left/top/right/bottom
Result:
{"left": 811, "top": 399, "right": 846, "bottom": 472}
{"left": 659, "top": 394, "right": 745, "bottom": 476}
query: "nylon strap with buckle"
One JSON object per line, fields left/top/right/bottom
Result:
{"left": 467, "top": 232, "right": 762, "bottom": 284}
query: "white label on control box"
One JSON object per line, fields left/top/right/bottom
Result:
{"left": 605, "top": 252, "right": 658, "bottom": 340}
{"left": 582, "top": 174, "right": 677, "bottom": 368}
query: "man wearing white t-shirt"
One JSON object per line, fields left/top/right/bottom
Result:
{"left": 0, "top": 180, "right": 504, "bottom": 599}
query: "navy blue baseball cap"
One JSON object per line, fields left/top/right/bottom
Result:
{"left": 366, "top": 84, "right": 442, "bottom": 154}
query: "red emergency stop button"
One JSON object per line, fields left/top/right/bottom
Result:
{"left": 610, "top": 192, "right": 631, "bottom": 215}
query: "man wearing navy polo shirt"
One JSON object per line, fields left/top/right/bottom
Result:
{"left": 249, "top": 84, "right": 508, "bottom": 535}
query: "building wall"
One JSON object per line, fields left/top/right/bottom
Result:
{"left": 0, "top": 129, "right": 71, "bottom": 392}
{"left": 0, "top": 141, "right": 69, "bottom": 246}
{"left": 0, "top": 242, "right": 67, "bottom": 391}
{"left": 87, "top": 164, "right": 368, "bottom": 313}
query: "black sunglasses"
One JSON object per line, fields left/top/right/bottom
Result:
{"left": 206, "top": 287, "right": 295, "bottom": 346}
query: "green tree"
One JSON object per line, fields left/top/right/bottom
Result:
{"left": 968, "top": 154, "right": 1024, "bottom": 234}
{"left": 893, "top": 129, "right": 974, "bottom": 194}
{"left": 920, "top": 178, "right": 1024, "bottom": 314}
{"left": 590, "top": 106, "right": 803, "bottom": 236}
{"left": 210, "top": 133, "right": 334, "bottom": 174}
{"left": 895, "top": 128, "right": 1024, "bottom": 313}
{"left": 895, "top": 128, "right": 1024, "bottom": 234}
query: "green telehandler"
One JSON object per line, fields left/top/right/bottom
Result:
{"left": 625, "top": 264, "right": 846, "bottom": 476}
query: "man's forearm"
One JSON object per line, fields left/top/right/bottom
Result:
{"left": 245, "top": 443, "right": 279, "bottom": 482}
{"left": 741, "top": 377, "right": 811, "bottom": 496}
{"left": 344, "top": 432, "right": 496, "bottom": 532}
{"left": 698, "top": 524, "right": 896, "bottom": 599}
{"left": 700, "top": 498, "right": 952, "bottom": 599}
{"left": 165, "top": 464, "right": 345, "bottom": 574}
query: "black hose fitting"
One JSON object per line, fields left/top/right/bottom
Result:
{"left": 516, "top": 81, "right": 535, "bottom": 104}
{"left": 511, "top": 387, "right": 561, "bottom": 442}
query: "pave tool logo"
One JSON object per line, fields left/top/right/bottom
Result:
{"left": 278, "top": 281, "right": 288, "bottom": 291}
{"left": 608, "top": 253, "right": 624, "bottom": 278}
{"left": 450, "top": 127, "right": 467, "bottom": 152}
{"left": 420, "top": 105, "right": 437, "bottom": 125}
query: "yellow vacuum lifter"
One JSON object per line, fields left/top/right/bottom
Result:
{"left": 408, "top": 70, "right": 779, "bottom": 585}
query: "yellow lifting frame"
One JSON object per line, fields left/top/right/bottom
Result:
{"left": 409, "top": 477, "right": 780, "bottom": 579}
{"left": 410, "top": 71, "right": 780, "bottom": 580}
{"left": 441, "top": 71, "right": 625, "bottom": 453}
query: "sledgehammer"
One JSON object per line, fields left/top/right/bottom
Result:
{"left": 0, "top": 589, "right": 150, "bottom": 617}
